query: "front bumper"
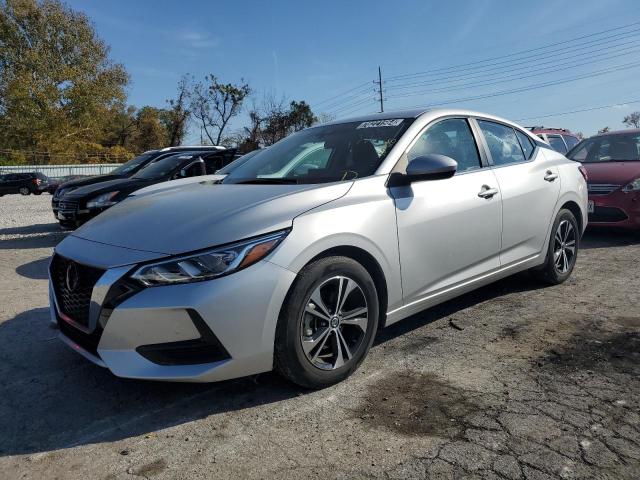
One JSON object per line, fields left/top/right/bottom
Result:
{"left": 49, "top": 245, "right": 297, "bottom": 382}
{"left": 588, "top": 190, "right": 640, "bottom": 229}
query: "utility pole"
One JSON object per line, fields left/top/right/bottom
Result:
{"left": 374, "top": 66, "right": 384, "bottom": 113}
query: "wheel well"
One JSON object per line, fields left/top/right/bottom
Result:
{"left": 560, "top": 201, "right": 583, "bottom": 234}
{"left": 309, "top": 246, "right": 389, "bottom": 327}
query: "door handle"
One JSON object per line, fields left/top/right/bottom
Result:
{"left": 544, "top": 170, "right": 558, "bottom": 182}
{"left": 478, "top": 185, "right": 499, "bottom": 198}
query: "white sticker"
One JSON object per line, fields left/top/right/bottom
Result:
{"left": 357, "top": 119, "right": 404, "bottom": 129}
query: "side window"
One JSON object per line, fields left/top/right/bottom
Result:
{"left": 562, "top": 135, "right": 579, "bottom": 150}
{"left": 203, "top": 156, "right": 224, "bottom": 174}
{"left": 407, "top": 118, "right": 481, "bottom": 172}
{"left": 515, "top": 130, "right": 535, "bottom": 160}
{"left": 477, "top": 120, "right": 526, "bottom": 166}
{"left": 547, "top": 135, "right": 568, "bottom": 154}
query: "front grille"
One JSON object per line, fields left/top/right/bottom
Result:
{"left": 58, "top": 200, "right": 78, "bottom": 212}
{"left": 58, "top": 317, "right": 102, "bottom": 356}
{"left": 50, "top": 255, "right": 105, "bottom": 328}
{"left": 589, "top": 206, "right": 628, "bottom": 223}
{"left": 587, "top": 183, "right": 621, "bottom": 195}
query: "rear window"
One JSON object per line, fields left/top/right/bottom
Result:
{"left": 515, "top": 130, "right": 535, "bottom": 160}
{"left": 547, "top": 135, "right": 568, "bottom": 153}
{"left": 562, "top": 135, "right": 579, "bottom": 150}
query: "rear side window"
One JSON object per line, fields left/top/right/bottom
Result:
{"left": 477, "top": 120, "right": 525, "bottom": 166}
{"left": 515, "top": 130, "right": 535, "bottom": 160}
{"left": 547, "top": 135, "right": 568, "bottom": 154}
{"left": 562, "top": 135, "right": 579, "bottom": 150}
{"left": 408, "top": 118, "right": 481, "bottom": 172}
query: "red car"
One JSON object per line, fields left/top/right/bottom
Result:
{"left": 529, "top": 127, "right": 581, "bottom": 154}
{"left": 567, "top": 129, "right": 640, "bottom": 229}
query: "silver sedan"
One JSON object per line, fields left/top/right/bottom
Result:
{"left": 49, "top": 108, "right": 588, "bottom": 388}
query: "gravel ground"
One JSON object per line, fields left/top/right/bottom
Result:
{"left": 0, "top": 194, "right": 639, "bottom": 480}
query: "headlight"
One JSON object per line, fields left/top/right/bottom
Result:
{"left": 130, "top": 230, "right": 289, "bottom": 286}
{"left": 622, "top": 177, "right": 640, "bottom": 193}
{"left": 87, "top": 191, "right": 119, "bottom": 209}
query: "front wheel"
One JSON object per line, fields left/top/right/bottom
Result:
{"left": 531, "top": 209, "right": 579, "bottom": 285}
{"left": 19, "top": 187, "right": 30, "bottom": 195}
{"left": 275, "top": 256, "right": 379, "bottom": 388}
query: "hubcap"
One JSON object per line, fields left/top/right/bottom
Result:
{"left": 300, "top": 275, "right": 369, "bottom": 370}
{"left": 553, "top": 220, "right": 576, "bottom": 274}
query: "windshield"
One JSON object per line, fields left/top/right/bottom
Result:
{"left": 567, "top": 132, "right": 640, "bottom": 163}
{"left": 217, "top": 150, "right": 261, "bottom": 174}
{"left": 134, "top": 154, "right": 192, "bottom": 179}
{"left": 222, "top": 119, "right": 412, "bottom": 184}
{"left": 111, "top": 152, "right": 156, "bottom": 175}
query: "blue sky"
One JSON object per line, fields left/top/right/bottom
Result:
{"left": 67, "top": 0, "right": 640, "bottom": 140}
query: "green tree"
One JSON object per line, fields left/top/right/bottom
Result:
{"left": 129, "top": 107, "right": 169, "bottom": 152}
{"left": 191, "top": 75, "right": 251, "bottom": 145}
{"left": 0, "top": 0, "right": 129, "bottom": 155}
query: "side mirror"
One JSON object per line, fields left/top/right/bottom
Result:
{"left": 405, "top": 154, "right": 457, "bottom": 182}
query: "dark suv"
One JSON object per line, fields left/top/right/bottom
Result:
{"left": 528, "top": 127, "right": 581, "bottom": 154}
{"left": 52, "top": 145, "right": 227, "bottom": 218}
{"left": 56, "top": 148, "right": 236, "bottom": 228}
{"left": 0, "top": 172, "right": 50, "bottom": 196}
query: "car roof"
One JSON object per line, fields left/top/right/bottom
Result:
{"left": 591, "top": 128, "right": 640, "bottom": 137}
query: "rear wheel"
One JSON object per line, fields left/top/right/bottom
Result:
{"left": 531, "top": 209, "right": 579, "bottom": 285}
{"left": 19, "top": 187, "right": 30, "bottom": 195}
{"left": 275, "top": 256, "right": 379, "bottom": 388}
{"left": 33, "top": 191, "right": 42, "bottom": 195}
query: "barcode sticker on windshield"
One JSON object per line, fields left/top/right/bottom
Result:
{"left": 357, "top": 119, "right": 404, "bottom": 129}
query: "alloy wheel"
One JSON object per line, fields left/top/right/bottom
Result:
{"left": 300, "top": 275, "right": 369, "bottom": 370}
{"left": 553, "top": 219, "right": 576, "bottom": 273}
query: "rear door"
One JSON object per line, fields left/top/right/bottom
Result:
{"left": 390, "top": 117, "right": 503, "bottom": 304}
{"left": 475, "top": 119, "right": 560, "bottom": 266}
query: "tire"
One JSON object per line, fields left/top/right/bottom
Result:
{"left": 275, "top": 256, "right": 379, "bottom": 389}
{"left": 33, "top": 191, "right": 42, "bottom": 196}
{"left": 531, "top": 209, "right": 579, "bottom": 285}
{"left": 19, "top": 187, "right": 30, "bottom": 196}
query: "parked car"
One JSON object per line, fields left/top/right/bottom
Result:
{"left": 46, "top": 175, "right": 85, "bottom": 194}
{"left": 55, "top": 148, "right": 236, "bottom": 228}
{"left": 49, "top": 108, "right": 587, "bottom": 388}
{"left": 566, "top": 129, "right": 640, "bottom": 229}
{"left": 528, "top": 127, "right": 581, "bottom": 154}
{"left": 0, "top": 172, "right": 50, "bottom": 196}
{"left": 52, "top": 145, "right": 226, "bottom": 218}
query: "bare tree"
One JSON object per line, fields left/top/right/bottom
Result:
{"left": 191, "top": 75, "right": 251, "bottom": 145}
{"left": 162, "top": 75, "right": 191, "bottom": 146}
{"left": 623, "top": 111, "right": 640, "bottom": 129}
{"left": 598, "top": 126, "right": 610, "bottom": 134}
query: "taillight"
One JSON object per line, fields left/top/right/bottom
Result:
{"left": 33, "top": 178, "right": 41, "bottom": 186}
{"left": 578, "top": 166, "right": 588, "bottom": 181}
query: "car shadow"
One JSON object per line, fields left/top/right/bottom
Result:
{"left": 15, "top": 257, "right": 50, "bottom": 280}
{"left": 580, "top": 228, "right": 640, "bottom": 250}
{"left": 0, "top": 223, "right": 67, "bottom": 250}
{"left": 0, "top": 229, "right": 634, "bottom": 457}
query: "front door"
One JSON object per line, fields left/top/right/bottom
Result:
{"left": 390, "top": 118, "right": 503, "bottom": 305}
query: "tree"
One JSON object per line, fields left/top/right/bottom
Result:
{"left": 260, "top": 99, "right": 317, "bottom": 146}
{"left": 598, "top": 127, "right": 610, "bottom": 134}
{"left": 129, "top": 107, "right": 168, "bottom": 152}
{"left": 0, "top": 0, "right": 129, "bottom": 153}
{"left": 623, "top": 111, "right": 640, "bottom": 129}
{"left": 161, "top": 75, "right": 191, "bottom": 146}
{"left": 190, "top": 75, "right": 250, "bottom": 145}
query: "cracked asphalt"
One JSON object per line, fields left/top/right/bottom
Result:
{"left": 0, "top": 195, "right": 638, "bottom": 479}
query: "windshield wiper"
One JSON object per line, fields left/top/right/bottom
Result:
{"left": 233, "top": 178, "right": 299, "bottom": 185}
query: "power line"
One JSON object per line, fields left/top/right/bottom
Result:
{"left": 386, "top": 34, "right": 640, "bottom": 93}
{"left": 311, "top": 81, "right": 371, "bottom": 108}
{"left": 387, "top": 44, "right": 640, "bottom": 100}
{"left": 515, "top": 99, "right": 640, "bottom": 121}
{"left": 400, "top": 60, "right": 640, "bottom": 109}
{"left": 386, "top": 20, "right": 640, "bottom": 82}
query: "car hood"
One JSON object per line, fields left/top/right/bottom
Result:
{"left": 129, "top": 174, "right": 226, "bottom": 196}
{"left": 58, "top": 174, "right": 124, "bottom": 191}
{"left": 72, "top": 181, "right": 353, "bottom": 255}
{"left": 65, "top": 177, "right": 153, "bottom": 199}
{"left": 582, "top": 161, "right": 640, "bottom": 184}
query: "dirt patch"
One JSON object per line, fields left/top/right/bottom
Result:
{"left": 353, "top": 371, "right": 485, "bottom": 438}
{"left": 133, "top": 458, "right": 168, "bottom": 477}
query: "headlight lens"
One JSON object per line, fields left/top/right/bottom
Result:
{"left": 87, "top": 191, "right": 119, "bottom": 209}
{"left": 622, "top": 177, "right": 640, "bottom": 193}
{"left": 130, "top": 230, "right": 289, "bottom": 286}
